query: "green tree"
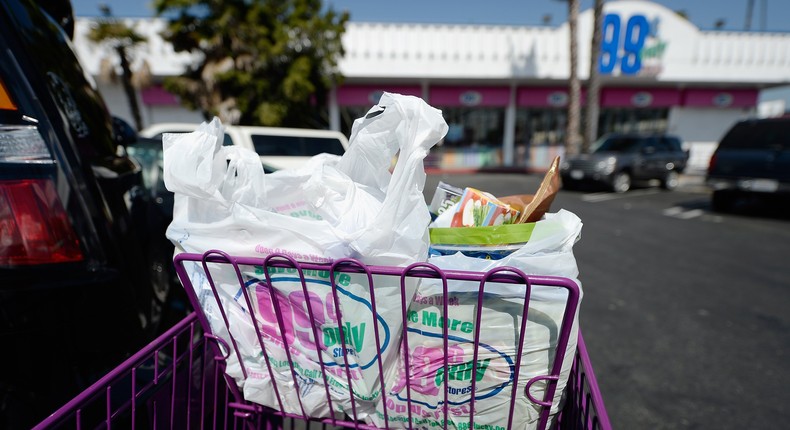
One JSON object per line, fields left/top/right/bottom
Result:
{"left": 88, "top": 4, "right": 148, "bottom": 131}
{"left": 153, "top": 0, "right": 349, "bottom": 128}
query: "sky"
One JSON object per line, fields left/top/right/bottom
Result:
{"left": 71, "top": 0, "right": 790, "bottom": 33}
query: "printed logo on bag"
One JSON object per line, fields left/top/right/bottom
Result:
{"left": 434, "top": 357, "right": 491, "bottom": 388}
{"left": 245, "top": 267, "right": 390, "bottom": 372}
{"left": 381, "top": 341, "right": 511, "bottom": 429}
{"left": 387, "top": 338, "right": 514, "bottom": 406}
{"left": 407, "top": 309, "right": 473, "bottom": 333}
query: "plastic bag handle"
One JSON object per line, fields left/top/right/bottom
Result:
{"left": 337, "top": 92, "right": 448, "bottom": 193}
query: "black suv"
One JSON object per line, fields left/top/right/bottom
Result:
{"left": 0, "top": 0, "right": 181, "bottom": 427}
{"left": 560, "top": 133, "right": 689, "bottom": 193}
{"left": 707, "top": 117, "right": 790, "bottom": 212}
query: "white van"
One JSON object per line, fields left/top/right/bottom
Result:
{"left": 140, "top": 122, "right": 349, "bottom": 170}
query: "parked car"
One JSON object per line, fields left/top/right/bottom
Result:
{"left": 0, "top": 0, "right": 183, "bottom": 427}
{"left": 706, "top": 117, "right": 790, "bottom": 212}
{"left": 140, "top": 122, "right": 350, "bottom": 170}
{"left": 560, "top": 133, "right": 689, "bottom": 193}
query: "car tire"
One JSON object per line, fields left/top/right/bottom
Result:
{"left": 711, "top": 190, "right": 736, "bottom": 213}
{"left": 661, "top": 170, "right": 680, "bottom": 190}
{"left": 611, "top": 171, "right": 631, "bottom": 193}
{"left": 142, "top": 244, "right": 170, "bottom": 333}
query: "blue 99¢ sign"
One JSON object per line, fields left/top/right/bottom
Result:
{"left": 600, "top": 13, "right": 651, "bottom": 75}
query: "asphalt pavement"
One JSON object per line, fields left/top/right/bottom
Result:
{"left": 424, "top": 169, "right": 790, "bottom": 429}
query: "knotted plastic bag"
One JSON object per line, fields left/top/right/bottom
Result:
{"left": 164, "top": 92, "right": 448, "bottom": 420}
{"left": 376, "top": 210, "right": 583, "bottom": 429}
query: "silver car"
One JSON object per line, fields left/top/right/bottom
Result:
{"left": 561, "top": 133, "right": 689, "bottom": 193}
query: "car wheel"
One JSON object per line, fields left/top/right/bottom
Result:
{"left": 711, "top": 190, "right": 736, "bottom": 213}
{"left": 611, "top": 171, "right": 631, "bottom": 193}
{"left": 661, "top": 170, "right": 680, "bottom": 190}
{"left": 142, "top": 249, "right": 170, "bottom": 332}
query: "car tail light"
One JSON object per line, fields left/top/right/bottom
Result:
{"left": 0, "top": 179, "right": 84, "bottom": 265}
{"left": 707, "top": 152, "right": 717, "bottom": 174}
{"left": 1, "top": 83, "right": 84, "bottom": 265}
{"left": 0, "top": 79, "right": 16, "bottom": 110}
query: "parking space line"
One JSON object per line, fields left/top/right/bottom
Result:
{"left": 663, "top": 206, "right": 684, "bottom": 216}
{"left": 663, "top": 207, "right": 705, "bottom": 219}
{"left": 581, "top": 189, "right": 660, "bottom": 203}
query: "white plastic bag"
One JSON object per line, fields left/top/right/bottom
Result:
{"left": 164, "top": 92, "right": 448, "bottom": 419}
{"left": 374, "top": 210, "right": 583, "bottom": 429}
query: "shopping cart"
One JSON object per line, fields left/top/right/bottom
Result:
{"left": 35, "top": 250, "right": 611, "bottom": 430}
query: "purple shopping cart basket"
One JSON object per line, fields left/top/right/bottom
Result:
{"left": 35, "top": 251, "right": 611, "bottom": 430}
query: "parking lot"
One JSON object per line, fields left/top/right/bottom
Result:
{"left": 426, "top": 171, "right": 790, "bottom": 429}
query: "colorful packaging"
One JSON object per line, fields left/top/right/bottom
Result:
{"left": 450, "top": 188, "right": 520, "bottom": 227}
{"left": 372, "top": 210, "right": 584, "bottom": 430}
{"left": 428, "top": 222, "right": 536, "bottom": 260}
{"left": 428, "top": 181, "right": 464, "bottom": 220}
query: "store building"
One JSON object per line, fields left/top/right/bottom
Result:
{"left": 73, "top": 0, "right": 790, "bottom": 172}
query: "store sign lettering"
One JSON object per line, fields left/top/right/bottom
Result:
{"left": 712, "top": 93, "right": 733, "bottom": 107}
{"left": 547, "top": 91, "right": 568, "bottom": 107}
{"left": 459, "top": 91, "right": 482, "bottom": 106}
{"left": 600, "top": 13, "right": 668, "bottom": 76}
{"left": 631, "top": 91, "right": 653, "bottom": 107}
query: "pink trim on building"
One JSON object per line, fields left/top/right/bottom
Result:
{"left": 336, "top": 85, "right": 421, "bottom": 106}
{"left": 517, "top": 87, "right": 587, "bottom": 107}
{"left": 429, "top": 86, "right": 509, "bottom": 107}
{"left": 601, "top": 88, "right": 681, "bottom": 107}
{"left": 141, "top": 85, "right": 178, "bottom": 106}
{"left": 681, "top": 88, "right": 758, "bottom": 108}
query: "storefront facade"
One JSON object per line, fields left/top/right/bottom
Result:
{"left": 73, "top": 0, "right": 790, "bottom": 172}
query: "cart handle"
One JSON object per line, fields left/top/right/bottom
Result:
{"left": 524, "top": 375, "right": 560, "bottom": 407}
{"left": 205, "top": 333, "right": 232, "bottom": 361}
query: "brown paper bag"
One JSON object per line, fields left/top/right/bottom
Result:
{"left": 501, "top": 156, "right": 562, "bottom": 224}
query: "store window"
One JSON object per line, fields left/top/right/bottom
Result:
{"left": 598, "top": 108, "right": 669, "bottom": 135}
{"left": 515, "top": 108, "right": 568, "bottom": 167}
{"left": 440, "top": 107, "right": 505, "bottom": 147}
{"left": 516, "top": 108, "right": 568, "bottom": 146}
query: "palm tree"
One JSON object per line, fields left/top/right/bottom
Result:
{"left": 583, "top": 0, "right": 604, "bottom": 154}
{"left": 745, "top": 0, "right": 755, "bottom": 30}
{"left": 564, "top": 0, "right": 581, "bottom": 156}
{"left": 88, "top": 5, "right": 148, "bottom": 131}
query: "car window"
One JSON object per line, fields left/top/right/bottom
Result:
{"left": 151, "top": 130, "right": 233, "bottom": 146}
{"left": 719, "top": 121, "right": 790, "bottom": 150}
{"left": 641, "top": 137, "right": 659, "bottom": 152}
{"left": 250, "top": 134, "right": 345, "bottom": 156}
{"left": 593, "top": 136, "right": 641, "bottom": 152}
{"left": 655, "top": 138, "right": 672, "bottom": 153}
{"left": 663, "top": 137, "right": 682, "bottom": 152}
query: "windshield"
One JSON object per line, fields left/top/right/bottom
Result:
{"left": 250, "top": 135, "right": 345, "bottom": 156}
{"left": 593, "top": 136, "right": 641, "bottom": 153}
{"left": 719, "top": 121, "right": 790, "bottom": 150}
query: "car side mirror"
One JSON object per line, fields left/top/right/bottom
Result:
{"left": 112, "top": 116, "right": 139, "bottom": 147}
